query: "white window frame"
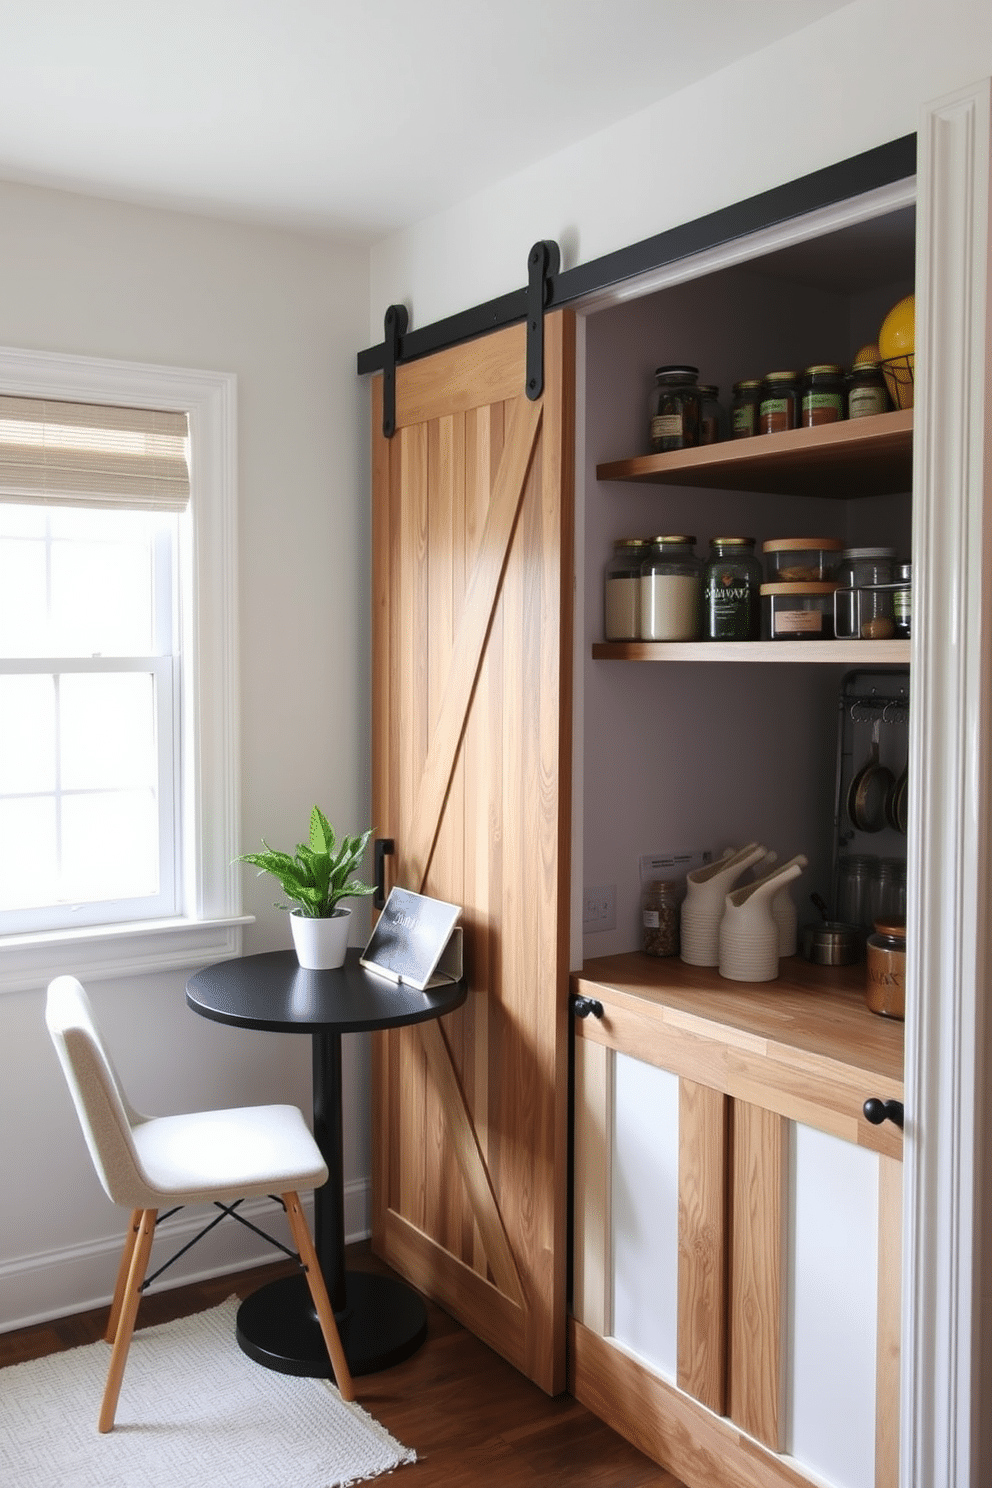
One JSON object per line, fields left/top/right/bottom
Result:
{"left": 0, "top": 345, "right": 250, "bottom": 993}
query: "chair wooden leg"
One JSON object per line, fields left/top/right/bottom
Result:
{"left": 99, "top": 1207, "right": 157, "bottom": 1433}
{"left": 282, "top": 1191, "right": 355, "bottom": 1402}
{"left": 105, "top": 1209, "right": 143, "bottom": 1344}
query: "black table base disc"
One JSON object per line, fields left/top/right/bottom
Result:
{"left": 236, "top": 1271, "right": 428, "bottom": 1379}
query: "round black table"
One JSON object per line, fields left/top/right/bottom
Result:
{"left": 185, "top": 947, "right": 466, "bottom": 1380}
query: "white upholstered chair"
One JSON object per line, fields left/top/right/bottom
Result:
{"left": 45, "top": 974, "right": 353, "bottom": 1431}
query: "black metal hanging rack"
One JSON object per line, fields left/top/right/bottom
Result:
{"left": 358, "top": 133, "right": 916, "bottom": 436}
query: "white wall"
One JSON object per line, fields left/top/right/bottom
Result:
{"left": 0, "top": 178, "right": 371, "bottom": 1326}
{"left": 368, "top": 0, "right": 992, "bottom": 337}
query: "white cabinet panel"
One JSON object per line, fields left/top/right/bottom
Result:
{"left": 611, "top": 1051, "right": 679, "bottom": 1379}
{"left": 789, "top": 1122, "right": 880, "bottom": 1488}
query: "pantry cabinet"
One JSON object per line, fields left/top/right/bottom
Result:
{"left": 367, "top": 79, "right": 992, "bottom": 1488}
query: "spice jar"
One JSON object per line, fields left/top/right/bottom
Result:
{"left": 731, "top": 379, "right": 763, "bottom": 439}
{"left": 866, "top": 917, "right": 906, "bottom": 1019}
{"left": 759, "top": 371, "right": 801, "bottom": 434}
{"left": 801, "top": 364, "right": 846, "bottom": 426}
{"left": 703, "top": 537, "right": 762, "bottom": 640}
{"left": 835, "top": 547, "right": 896, "bottom": 639}
{"left": 640, "top": 537, "right": 702, "bottom": 641}
{"left": 847, "top": 361, "right": 889, "bottom": 419}
{"left": 698, "top": 385, "right": 725, "bottom": 445}
{"left": 642, "top": 879, "right": 682, "bottom": 957}
{"left": 648, "top": 366, "right": 701, "bottom": 452}
{"left": 893, "top": 561, "right": 912, "bottom": 638}
{"left": 603, "top": 538, "right": 649, "bottom": 641}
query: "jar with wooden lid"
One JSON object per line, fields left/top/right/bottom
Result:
{"left": 801, "top": 364, "right": 846, "bottom": 426}
{"left": 763, "top": 536, "right": 845, "bottom": 582}
{"left": 648, "top": 366, "right": 701, "bottom": 452}
{"left": 760, "top": 581, "right": 838, "bottom": 639}
{"left": 731, "top": 379, "right": 763, "bottom": 439}
{"left": 642, "top": 879, "right": 682, "bottom": 957}
{"left": 640, "top": 536, "right": 702, "bottom": 641}
{"left": 603, "top": 538, "right": 648, "bottom": 640}
{"left": 759, "top": 371, "right": 801, "bottom": 434}
{"left": 866, "top": 917, "right": 906, "bottom": 1019}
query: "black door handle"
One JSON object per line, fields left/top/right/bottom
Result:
{"left": 863, "top": 1097, "right": 904, "bottom": 1130}
{"left": 373, "top": 838, "right": 394, "bottom": 910}
{"left": 570, "top": 994, "right": 604, "bottom": 1020}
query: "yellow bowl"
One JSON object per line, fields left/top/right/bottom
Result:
{"left": 881, "top": 353, "right": 915, "bottom": 410}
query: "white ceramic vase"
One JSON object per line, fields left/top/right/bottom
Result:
{"left": 718, "top": 856, "right": 806, "bottom": 982}
{"left": 680, "top": 843, "right": 771, "bottom": 967}
{"left": 290, "top": 907, "right": 351, "bottom": 970}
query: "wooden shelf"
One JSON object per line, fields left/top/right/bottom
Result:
{"left": 596, "top": 407, "right": 913, "bottom": 498}
{"left": 592, "top": 638, "right": 911, "bottom": 663}
{"left": 572, "top": 950, "right": 904, "bottom": 1158}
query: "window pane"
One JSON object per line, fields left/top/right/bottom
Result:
{"left": 62, "top": 790, "right": 159, "bottom": 902}
{"left": 60, "top": 673, "right": 157, "bottom": 791}
{"left": 0, "top": 538, "right": 47, "bottom": 657}
{"left": 0, "top": 675, "right": 56, "bottom": 792}
{"left": 0, "top": 797, "right": 56, "bottom": 909}
{"left": 50, "top": 536, "right": 153, "bottom": 655}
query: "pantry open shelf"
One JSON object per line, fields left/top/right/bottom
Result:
{"left": 596, "top": 406, "right": 913, "bottom": 499}
{"left": 592, "top": 638, "right": 911, "bottom": 663}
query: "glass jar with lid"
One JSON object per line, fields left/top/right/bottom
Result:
{"left": 698, "top": 385, "right": 725, "bottom": 445}
{"left": 893, "top": 561, "right": 912, "bottom": 638}
{"left": 847, "top": 361, "right": 889, "bottom": 419}
{"left": 603, "top": 538, "right": 648, "bottom": 641}
{"left": 801, "top": 364, "right": 846, "bottom": 426}
{"left": 835, "top": 547, "right": 897, "bottom": 639}
{"left": 642, "top": 879, "right": 682, "bottom": 957}
{"left": 866, "top": 917, "right": 906, "bottom": 1019}
{"left": 703, "top": 537, "right": 762, "bottom": 640}
{"left": 759, "top": 371, "right": 801, "bottom": 434}
{"left": 648, "top": 366, "right": 701, "bottom": 452}
{"left": 731, "top": 379, "right": 763, "bottom": 439}
{"left": 836, "top": 853, "right": 877, "bottom": 930}
{"left": 640, "top": 536, "right": 702, "bottom": 641}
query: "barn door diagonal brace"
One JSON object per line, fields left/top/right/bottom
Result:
{"left": 525, "top": 239, "right": 561, "bottom": 401}
{"left": 382, "top": 303, "right": 409, "bottom": 438}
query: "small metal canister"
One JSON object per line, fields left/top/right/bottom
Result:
{"left": 866, "top": 917, "right": 906, "bottom": 1019}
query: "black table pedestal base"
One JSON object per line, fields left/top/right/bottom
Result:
{"left": 236, "top": 1271, "right": 428, "bottom": 1379}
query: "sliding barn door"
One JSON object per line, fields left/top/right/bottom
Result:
{"left": 370, "top": 312, "right": 575, "bottom": 1393}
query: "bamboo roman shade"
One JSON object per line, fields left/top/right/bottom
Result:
{"left": 0, "top": 396, "right": 190, "bottom": 511}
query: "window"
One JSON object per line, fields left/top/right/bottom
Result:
{"left": 0, "top": 347, "right": 245, "bottom": 992}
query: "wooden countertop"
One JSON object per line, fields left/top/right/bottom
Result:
{"left": 572, "top": 952, "right": 905, "bottom": 1158}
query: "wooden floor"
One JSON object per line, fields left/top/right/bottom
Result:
{"left": 1, "top": 1240, "right": 687, "bottom": 1487}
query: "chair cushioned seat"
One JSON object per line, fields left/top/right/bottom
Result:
{"left": 131, "top": 1103, "right": 329, "bottom": 1206}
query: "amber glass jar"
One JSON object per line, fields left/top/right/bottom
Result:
{"left": 759, "top": 371, "right": 801, "bottom": 434}
{"left": 648, "top": 366, "right": 701, "bottom": 452}
{"left": 866, "top": 917, "right": 906, "bottom": 1019}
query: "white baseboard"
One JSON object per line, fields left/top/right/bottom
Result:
{"left": 0, "top": 1178, "right": 371, "bottom": 1333}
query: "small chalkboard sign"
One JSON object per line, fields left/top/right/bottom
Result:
{"left": 360, "top": 887, "right": 463, "bottom": 991}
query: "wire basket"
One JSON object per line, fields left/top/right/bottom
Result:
{"left": 881, "top": 353, "right": 914, "bottom": 410}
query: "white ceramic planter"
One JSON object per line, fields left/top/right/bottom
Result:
{"left": 290, "top": 907, "right": 351, "bottom": 970}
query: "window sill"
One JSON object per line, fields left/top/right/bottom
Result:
{"left": 0, "top": 914, "right": 255, "bottom": 994}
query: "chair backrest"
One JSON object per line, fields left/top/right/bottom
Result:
{"left": 45, "top": 976, "right": 149, "bottom": 1209}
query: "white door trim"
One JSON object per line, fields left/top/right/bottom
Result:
{"left": 903, "top": 77, "right": 992, "bottom": 1488}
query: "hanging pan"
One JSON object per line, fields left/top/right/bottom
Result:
{"left": 847, "top": 716, "right": 895, "bottom": 834}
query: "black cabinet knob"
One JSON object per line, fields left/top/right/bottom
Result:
{"left": 570, "top": 994, "right": 604, "bottom": 1020}
{"left": 863, "top": 1097, "right": 904, "bottom": 1129}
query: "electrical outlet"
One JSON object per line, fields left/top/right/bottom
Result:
{"left": 583, "top": 884, "right": 616, "bottom": 933}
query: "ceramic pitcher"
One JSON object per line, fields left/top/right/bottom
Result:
{"left": 718, "top": 856, "right": 806, "bottom": 982}
{"left": 680, "top": 843, "right": 772, "bottom": 967}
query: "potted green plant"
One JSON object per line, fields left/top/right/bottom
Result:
{"left": 236, "top": 807, "right": 374, "bottom": 969}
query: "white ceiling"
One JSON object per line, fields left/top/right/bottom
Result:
{"left": 0, "top": 1, "right": 852, "bottom": 243}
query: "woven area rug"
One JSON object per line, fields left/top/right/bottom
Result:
{"left": 0, "top": 1297, "right": 416, "bottom": 1488}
